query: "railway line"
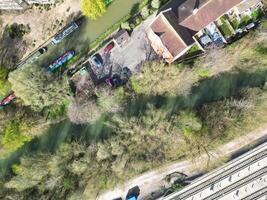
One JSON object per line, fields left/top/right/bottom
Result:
{"left": 242, "top": 186, "right": 267, "bottom": 200}
{"left": 161, "top": 142, "right": 267, "bottom": 200}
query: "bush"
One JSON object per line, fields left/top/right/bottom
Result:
{"left": 141, "top": 6, "right": 150, "bottom": 19}
{"left": 151, "top": 0, "right": 160, "bottom": 9}
{"left": 130, "top": 3, "right": 140, "bottom": 17}
{"left": 121, "top": 21, "right": 131, "bottom": 30}
{"left": 230, "top": 17, "right": 240, "bottom": 29}
{"left": 219, "top": 21, "right": 232, "bottom": 38}
{"left": 240, "top": 15, "right": 252, "bottom": 27}
{"left": 252, "top": 8, "right": 264, "bottom": 21}
{"left": 6, "top": 23, "right": 31, "bottom": 39}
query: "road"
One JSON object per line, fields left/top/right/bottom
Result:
{"left": 95, "top": 125, "right": 267, "bottom": 200}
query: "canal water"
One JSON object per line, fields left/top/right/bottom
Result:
{"left": 36, "top": 0, "right": 141, "bottom": 68}
{"left": 1, "top": 69, "right": 267, "bottom": 177}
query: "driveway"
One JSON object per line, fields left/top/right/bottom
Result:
{"left": 109, "top": 15, "right": 156, "bottom": 73}
{"left": 95, "top": 124, "right": 267, "bottom": 200}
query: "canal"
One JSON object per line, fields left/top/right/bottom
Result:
{"left": 36, "top": 0, "right": 141, "bottom": 68}
{"left": 1, "top": 69, "right": 267, "bottom": 177}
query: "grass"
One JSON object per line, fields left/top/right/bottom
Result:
{"left": 187, "top": 44, "right": 201, "bottom": 55}
{"left": 219, "top": 19, "right": 233, "bottom": 38}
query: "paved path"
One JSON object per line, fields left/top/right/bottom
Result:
{"left": 95, "top": 125, "right": 267, "bottom": 200}
{"left": 161, "top": 142, "right": 267, "bottom": 200}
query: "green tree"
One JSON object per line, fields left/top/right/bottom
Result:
{"left": 8, "top": 64, "right": 71, "bottom": 112}
{"left": 131, "top": 62, "right": 197, "bottom": 96}
{"left": 81, "top": 0, "right": 106, "bottom": 20}
{"left": 1, "top": 120, "right": 32, "bottom": 157}
{"left": 0, "top": 67, "right": 11, "bottom": 97}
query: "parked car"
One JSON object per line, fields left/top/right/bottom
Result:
{"left": 91, "top": 53, "right": 103, "bottom": 68}
{"left": 106, "top": 67, "right": 131, "bottom": 88}
{"left": 104, "top": 41, "right": 115, "bottom": 53}
{"left": 38, "top": 46, "right": 48, "bottom": 54}
{"left": 106, "top": 74, "right": 122, "bottom": 87}
{"left": 120, "top": 67, "right": 131, "bottom": 81}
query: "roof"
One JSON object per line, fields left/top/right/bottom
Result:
{"left": 114, "top": 29, "right": 130, "bottom": 46}
{"left": 180, "top": 0, "right": 243, "bottom": 32}
{"left": 159, "top": 0, "right": 209, "bottom": 22}
{"left": 162, "top": 10, "right": 195, "bottom": 45}
{"left": 150, "top": 10, "right": 192, "bottom": 57}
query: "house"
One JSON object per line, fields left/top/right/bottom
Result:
{"left": 147, "top": 0, "right": 265, "bottom": 63}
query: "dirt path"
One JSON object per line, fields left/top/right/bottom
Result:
{"left": 0, "top": 0, "right": 80, "bottom": 57}
{"left": 95, "top": 125, "right": 267, "bottom": 200}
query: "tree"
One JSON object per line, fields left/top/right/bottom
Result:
{"left": 67, "top": 99, "right": 102, "bottom": 124}
{"left": 1, "top": 120, "right": 32, "bottom": 157}
{"left": 131, "top": 62, "right": 197, "bottom": 96}
{"left": 81, "top": 0, "right": 106, "bottom": 20}
{"left": 8, "top": 64, "right": 71, "bottom": 112}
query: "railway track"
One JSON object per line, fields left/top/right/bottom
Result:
{"left": 203, "top": 168, "right": 267, "bottom": 200}
{"left": 242, "top": 186, "right": 267, "bottom": 200}
{"left": 168, "top": 145, "right": 267, "bottom": 200}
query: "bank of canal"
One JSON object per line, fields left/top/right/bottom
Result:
{"left": 36, "top": 0, "right": 141, "bottom": 68}
{"left": 1, "top": 69, "right": 267, "bottom": 177}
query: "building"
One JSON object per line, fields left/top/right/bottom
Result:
{"left": 0, "top": 0, "right": 54, "bottom": 10}
{"left": 147, "top": 0, "right": 264, "bottom": 63}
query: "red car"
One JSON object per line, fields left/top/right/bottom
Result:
{"left": 0, "top": 92, "right": 16, "bottom": 107}
{"left": 104, "top": 41, "right": 115, "bottom": 53}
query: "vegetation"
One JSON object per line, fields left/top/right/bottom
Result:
{"left": 230, "top": 15, "right": 240, "bottom": 30}
{"left": 81, "top": 0, "right": 106, "bottom": 20}
{"left": 2, "top": 6, "right": 267, "bottom": 200}
{"left": 8, "top": 64, "right": 72, "bottom": 113}
{"left": 240, "top": 15, "right": 252, "bottom": 27}
{"left": 0, "top": 67, "right": 11, "bottom": 97}
{"left": 6, "top": 23, "right": 31, "bottom": 39}
{"left": 219, "top": 19, "right": 233, "bottom": 38}
{"left": 252, "top": 8, "right": 264, "bottom": 21}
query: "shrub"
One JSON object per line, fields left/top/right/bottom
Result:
{"left": 151, "top": 0, "right": 160, "bottom": 10}
{"left": 121, "top": 22, "right": 131, "bottom": 30}
{"left": 141, "top": 6, "right": 150, "bottom": 19}
{"left": 219, "top": 21, "right": 232, "bottom": 38}
{"left": 240, "top": 15, "right": 252, "bottom": 27}
{"left": 230, "top": 17, "right": 240, "bottom": 29}
{"left": 6, "top": 23, "right": 31, "bottom": 39}
{"left": 252, "top": 8, "right": 263, "bottom": 21}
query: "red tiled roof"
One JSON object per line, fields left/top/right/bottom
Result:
{"left": 180, "top": 0, "right": 243, "bottom": 32}
{"left": 150, "top": 14, "right": 188, "bottom": 57}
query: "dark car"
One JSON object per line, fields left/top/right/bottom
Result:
{"left": 120, "top": 67, "right": 131, "bottom": 81}
{"left": 104, "top": 41, "right": 115, "bottom": 53}
{"left": 106, "top": 67, "right": 131, "bottom": 88}
{"left": 91, "top": 53, "right": 103, "bottom": 68}
{"left": 106, "top": 74, "right": 122, "bottom": 87}
{"left": 38, "top": 46, "right": 48, "bottom": 54}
